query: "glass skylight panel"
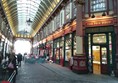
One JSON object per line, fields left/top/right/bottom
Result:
{"left": 17, "top": 0, "right": 41, "bottom": 32}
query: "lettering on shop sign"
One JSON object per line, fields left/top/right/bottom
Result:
{"left": 84, "top": 18, "right": 115, "bottom": 27}
{"left": 79, "top": 61, "right": 86, "bottom": 67}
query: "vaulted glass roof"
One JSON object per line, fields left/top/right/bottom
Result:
{"left": 1, "top": 0, "right": 61, "bottom": 38}
{"left": 17, "top": 0, "right": 41, "bottom": 34}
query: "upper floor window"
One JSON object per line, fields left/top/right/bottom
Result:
{"left": 37, "top": 34, "right": 40, "bottom": 41}
{"left": 43, "top": 27, "right": 46, "bottom": 38}
{"left": 65, "top": 3, "right": 70, "bottom": 22}
{"left": 72, "top": 1, "right": 77, "bottom": 18}
{"left": 42, "top": 29, "right": 45, "bottom": 38}
{"left": 54, "top": 17, "right": 57, "bottom": 31}
{"left": 56, "top": 13, "right": 60, "bottom": 29}
{"left": 47, "top": 24, "right": 50, "bottom": 35}
{"left": 60, "top": 10, "right": 64, "bottom": 26}
{"left": 51, "top": 20, "right": 54, "bottom": 32}
{"left": 91, "top": 0, "right": 106, "bottom": 12}
{"left": 40, "top": 30, "right": 43, "bottom": 39}
{"left": 48, "top": 22, "right": 52, "bottom": 35}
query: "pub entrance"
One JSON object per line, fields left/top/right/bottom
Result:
{"left": 85, "top": 27, "right": 115, "bottom": 75}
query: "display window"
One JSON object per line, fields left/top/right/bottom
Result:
{"left": 56, "top": 49, "right": 59, "bottom": 60}
{"left": 65, "top": 34, "right": 72, "bottom": 61}
{"left": 73, "top": 34, "right": 76, "bottom": 56}
{"left": 87, "top": 32, "right": 114, "bottom": 75}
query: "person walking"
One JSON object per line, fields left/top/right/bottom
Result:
{"left": 8, "top": 52, "right": 17, "bottom": 83}
{"left": 17, "top": 53, "right": 22, "bottom": 67}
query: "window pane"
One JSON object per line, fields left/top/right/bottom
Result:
{"left": 93, "top": 34, "right": 106, "bottom": 43}
{"left": 65, "top": 3, "right": 70, "bottom": 22}
{"left": 91, "top": 0, "right": 106, "bottom": 12}
{"left": 56, "top": 14, "right": 60, "bottom": 28}
{"left": 72, "top": 2, "right": 77, "bottom": 17}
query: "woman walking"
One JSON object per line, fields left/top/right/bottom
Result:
{"left": 8, "top": 52, "right": 17, "bottom": 83}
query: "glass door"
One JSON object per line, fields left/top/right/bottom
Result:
{"left": 92, "top": 45, "right": 108, "bottom": 74}
{"left": 92, "top": 46, "right": 101, "bottom": 74}
{"left": 100, "top": 46, "right": 108, "bottom": 74}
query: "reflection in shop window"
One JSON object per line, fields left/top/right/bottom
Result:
{"left": 91, "top": 0, "right": 106, "bottom": 12}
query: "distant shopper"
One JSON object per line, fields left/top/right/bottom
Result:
{"left": 70, "top": 56, "right": 73, "bottom": 70}
{"left": 23, "top": 53, "right": 27, "bottom": 63}
{"left": 17, "top": 53, "right": 22, "bottom": 67}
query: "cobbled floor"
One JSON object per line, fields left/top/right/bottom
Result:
{"left": 16, "top": 62, "right": 118, "bottom": 83}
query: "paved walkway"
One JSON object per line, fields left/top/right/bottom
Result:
{"left": 15, "top": 62, "right": 118, "bottom": 83}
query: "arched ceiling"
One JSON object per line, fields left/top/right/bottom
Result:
{"left": 1, "top": 0, "right": 61, "bottom": 38}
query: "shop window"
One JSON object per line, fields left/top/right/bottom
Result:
{"left": 73, "top": 35, "right": 76, "bottom": 55}
{"left": 57, "top": 42, "right": 59, "bottom": 48}
{"left": 88, "top": 34, "right": 91, "bottom": 58}
{"left": 65, "top": 36, "right": 72, "bottom": 61}
{"left": 91, "top": 0, "right": 106, "bottom": 12}
{"left": 65, "top": 3, "right": 70, "bottom": 22}
{"left": 109, "top": 33, "right": 112, "bottom": 64}
{"left": 60, "top": 40, "right": 64, "bottom": 47}
{"left": 93, "top": 34, "right": 106, "bottom": 44}
{"left": 54, "top": 42, "right": 57, "bottom": 49}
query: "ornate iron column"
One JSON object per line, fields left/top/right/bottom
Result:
{"left": 72, "top": 0, "right": 88, "bottom": 73}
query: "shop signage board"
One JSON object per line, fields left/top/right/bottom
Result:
{"left": 83, "top": 17, "right": 117, "bottom": 27}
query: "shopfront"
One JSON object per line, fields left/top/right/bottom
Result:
{"left": 53, "top": 37, "right": 64, "bottom": 66}
{"left": 64, "top": 34, "right": 72, "bottom": 67}
{"left": 85, "top": 26, "right": 115, "bottom": 75}
{"left": 46, "top": 41, "right": 53, "bottom": 61}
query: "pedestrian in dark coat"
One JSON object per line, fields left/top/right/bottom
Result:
{"left": 17, "top": 53, "right": 22, "bottom": 67}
